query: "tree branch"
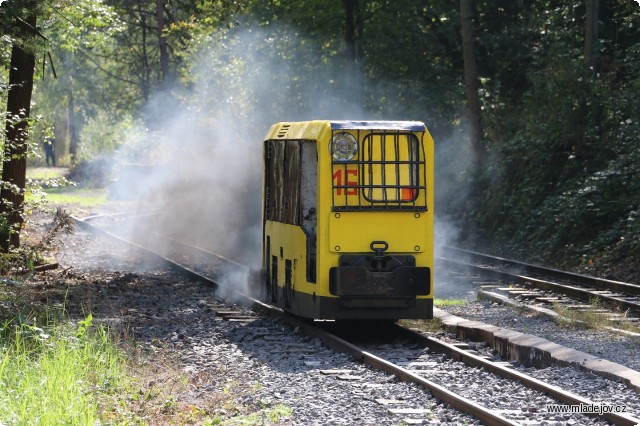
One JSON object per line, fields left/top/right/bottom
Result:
{"left": 75, "top": 47, "right": 157, "bottom": 90}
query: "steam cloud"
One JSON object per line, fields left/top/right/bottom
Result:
{"left": 108, "top": 25, "right": 367, "bottom": 298}
{"left": 433, "top": 120, "right": 480, "bottom": 300}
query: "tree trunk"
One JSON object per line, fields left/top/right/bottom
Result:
{"left": 139, "top": 2, "right": 150, "bottom": 102}
{"left": 342, "top": 0, "right": 362, "bottom": 104}
{"left": 459, "top": 0, "right": 483, "bottom": 164}
{"left": 54, "top": 117, "right": 68, "bottom": 161}
{"left": 577, "top": 0, "right": 600, "bottom": 155}
{"left": 584, "top": 0, "right": 599, "bottom": 81}
{"left": 156, "top": 0, "right": 170, "bottom": 87}
{"left": 0, "top": 13, "right": 37, "bottom": 251}
{"left": 343, "top": 0, "right": 357, "bottom": 69}
{"left": 68, "top": 88, "right": 79, "bottom": 162}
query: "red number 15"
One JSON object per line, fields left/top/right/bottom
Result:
{"left": 333, "top": 169, "right": 358, "bottom": 195}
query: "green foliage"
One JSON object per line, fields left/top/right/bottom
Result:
{"left": 0, "top": 110, "right": 49, "bottom": 164}
{"left": 0, "top": 314, "right": 126, "bottom": 425}
{"left": 451, "top": 3, "right": 640, "bottom": 278}
{"left": 244, "top": 0, "right": 463, "bottom": 136}
{"left": 50, "top": 0, "right": 125, "bottom": 53}
{"left": 0, "top": 102, "right": 55, "bottom": 251}
{"left": 0, "top": 0, "right": 49, "bottom": 62}
{"left": 75, "top": 312, "right": 93, "bottom": 338}
{"left": 77, "top": 110, "right": 131, "bottom": 160}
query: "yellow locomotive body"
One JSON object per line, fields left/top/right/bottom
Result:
{"left": 262, "top": 120, "right": 434, "bottom": 320}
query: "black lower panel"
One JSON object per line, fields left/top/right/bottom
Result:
{"left": 288, "top": 291, "right": 433, "bottom": 320}
{"left": 329, "top": 265, "right": 430, "bottom": 297}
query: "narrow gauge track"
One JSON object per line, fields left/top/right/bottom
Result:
{"left": 439, "top": 246, "right": 640, "bottom": 318}
{"left": 72, "top": 216, "right": 640, "bottom": 425}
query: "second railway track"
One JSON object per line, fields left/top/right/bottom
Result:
{"left": 439, "top": 246, "right": 640, "bottom": 321}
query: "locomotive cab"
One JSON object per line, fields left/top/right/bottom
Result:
{"left": 262, "top": 121, "right": 434, "bottom": 320}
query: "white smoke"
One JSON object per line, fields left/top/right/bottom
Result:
{"left": 107, "top": 24, "right": 366, "bottom": 297}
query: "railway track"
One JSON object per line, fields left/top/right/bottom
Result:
{"left": 72, "top": 215, "right": 640, "bottom": 425}
{"left": 439, "top": 246, "right": 640, "bottom": 324}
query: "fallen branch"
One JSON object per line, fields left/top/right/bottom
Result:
{"left": 34, "top": 262, "right": 59, "bottom": 272}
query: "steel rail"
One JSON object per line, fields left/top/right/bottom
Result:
{"left": 393, "top": 325, "right": 640, "bottom": 426}
{"left": 81, "top": 209, "right": 163, "bottom": 223}
{"left": 71, "top": 216, "right": 228, "bottom": 290}
{"left": 280, "top": 315, "right": 520, "bottom": 426}
{"left": 133, "top": 223, "right": 247, "bottom": 269}
{"left": 442, "top": 246, "right": 640, "bottom": 296}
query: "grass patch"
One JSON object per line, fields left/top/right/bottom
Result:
{"left": 435, "top": 298, "right": 468, "bottom": 307}
{"left": 26, "top": 167, "right": 68, "bottom": 181}
{"left": 553, "top": 299, "right": 602, "bottom": 330}
{"left": 27, "top": 186, "right": 108, "bottom": 208}
{"left": 223, "top": 403, "right": 293, "bottom": 425}
{"left": 552, "top": 297, "right": 640, "bottom": 333}
{"left": 0, "top": 313, "right": 127, "bottom": 425}
{"left": 400, "top": 317, "right": 445, "bottom": 334}
{"left": 400, "top": 299, "right": 468, "bottom": 333}
{"left": 26, "top": 166, "right": 108, "bottom": 208}
{"left": 42, "top": 187, "right": 108, "bottom": 207}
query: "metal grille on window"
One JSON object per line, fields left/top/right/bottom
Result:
{"left": 331, "top": 130, "right": 427, "bottom": 211}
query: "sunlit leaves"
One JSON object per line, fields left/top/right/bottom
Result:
{"left": 48, "top": 0, "right": 124, "bottom": 53}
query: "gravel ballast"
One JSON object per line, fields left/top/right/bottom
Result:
{"left": 23, "top": 224, "right": 636, "bottom": 424}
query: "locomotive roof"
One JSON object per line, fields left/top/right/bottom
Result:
{"left": 265, "top": 120, "right": 427, "bottom": 141}
{"left": 330, "top": 121, "right": 425, "bottom": 131}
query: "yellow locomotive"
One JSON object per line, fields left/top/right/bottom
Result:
{"left": 262, "top": 120, "right": 434, "bottom": 320}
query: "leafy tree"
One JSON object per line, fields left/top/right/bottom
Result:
{"left": 453, "top": 0, "right": 640, "bottom": 275}
{"left": 246, "top": 0, "right": 465, "bottom": 139}
{"left": 0, "top": 0, "right": 45, "bottom": 251}
{"left": 32, "top": 0, "right": 126, "bottom": 163}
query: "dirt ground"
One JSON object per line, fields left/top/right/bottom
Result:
{"left": 2, "top": 207, "right": 239, "bottom": 424}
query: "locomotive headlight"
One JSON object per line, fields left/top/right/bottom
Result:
{"left": 330, "top": 132, "right": 358, "bottom": 161}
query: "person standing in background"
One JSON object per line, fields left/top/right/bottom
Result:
{"left": 42, "top": 137, "right": 56, "bottom": 167}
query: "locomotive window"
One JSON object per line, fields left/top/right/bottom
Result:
{"left": 331, "top": 131, "right": 427, "bottom": 211}
{"left": 265, "top": 140, "right": 302, "bottom": 225}
{"left": 362, "top": 133, "right": 420, "bottom": 203}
